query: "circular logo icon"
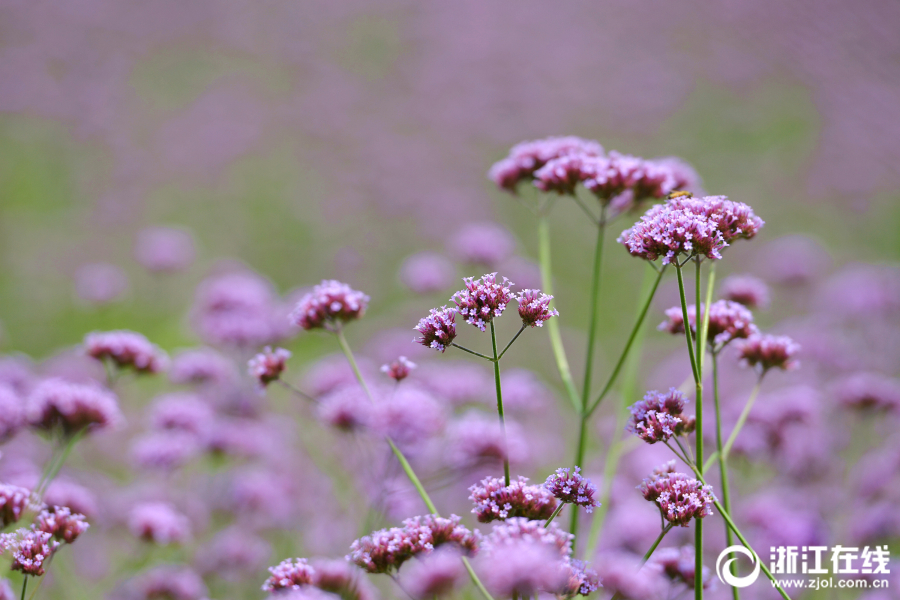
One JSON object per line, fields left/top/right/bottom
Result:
{"left": 716, "top": 545, "right": 761, "bottom": 588}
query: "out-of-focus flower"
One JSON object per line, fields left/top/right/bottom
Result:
{"left": 479, "top": 540, "right": 568, "bottom": 598}
{"left": 468, "top": 475, "right": 557, "bottom": 523}
{"left": 128, "top": 501, "right": 191, "bottom": 545}
{"left": 0, "top": 385, "right": 24, "bottom": 442}
{"left": 626, "top": 389, "right": 693, "bottom": 444}
{"left": 659, "top": 301, "right": 758, "bottom": 348}
{"left": 316, "top": 384, "right": 371, "bottom": 431}
{"left": 638, "top": 463, "right": 715, "bottom": 527}
{"left": 451, "top": 273, "right": 514, "bottom": 331}
{"left": 168, "top": 347, "right": 236, "bottom": 386}
{"left": 35, "top": 506, "right": 89, "bottom": 544}
{"left": 516, "top": 289, "right": 559, "bottom": 328}
{"left": 399, "top": 252, "right": 456, "bottom": 294}
{"left": 6, "top": 529, "right": 59, "bottom": 576}
{"left": 544, "top": 467, "right": 600, "bottom": 513}
{"left": 488, "top": 136, "right": 603, "bottom": 194}
{"left": 381, "top": 357, "right": 416, "bottom": 381}
{"left": 482, "top": 517, "right": 572, "bottom": 557}
{"left": 445, "top": 411, "right": 530, "bottom": 470}
{"left": 73, "top": 263, "right": 128, "bottom": 305}
{"left": 0, "top": 484, "right": 32, "bottom": 527}
{"left": 248, "top": 346, "right": 291, "bottom": 387}
{"left": 448, "top": 223, "right": 516, "bottom": 267}
{"left": 401, "top": 546, "right": 466, "bottom": 599}
{"left": 403, "top": 514, "right": 480, "bottom": 554}
{"left": 132, "top": 565, "right": 208, "bottom": 600}
{"left": 370, "top": 386, "right": 446, "bottom": 450}
{"left": 290, "top": 280, "right": 369, "bottom": 331}
{"left": 594, "top": 552, "right": 668, "bottom": 600}
{"left": 720, "top": 274, "right": 770, "bottom": 309}
{"left": 650, "top": 546, "right": 714, "bottom": 590}
{"left": 533, "top": 153, "right": 593, "bottom": 196}
{"left": 413, "top": 307, "right": 457, "bottom": 352}
{"left": 131, "top": 431, "right": 202, "bottom": 471}
{"left": 736, "top": 334, "right": 800, "bottom": 373}
{"left": 309, "top": 558, "right": 377, "bottom": 600}
{"left": 191, "top": 270, "right": 284, "bottom": 347}
{"left": 835, "top": 373, "right": 900, "bottom": 411}
{"left": 197, "top": 526, "right": 271, "bottom": 581}
{"left": 262, "top": 557, "right": 315, "bottom": 592}
{"left": 134, "top": 226, "right": 196, "bottom": 273}
{"left": 43, "top": 480, "right": 98, "bottom": 518}
{"left": 147, "top": 393, "right": 213, "bottom": 436}
{"left": 0, "top": 355, "right": 35, "bottom": 396}
{"left": 84, "top": 330, "right": 168, "bottom": 374}
{"left": 26, "top": 378, "right": 122, "bottom": 436}
{"left": 0, "top": 579, "right": 12, "bottom": 600}
{"left": 561, "top": 559, "right": 601, "bottom": 598}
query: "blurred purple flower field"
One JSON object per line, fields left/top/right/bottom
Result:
{"left": 0, "top": 2, "right": 899, "bottom": 600}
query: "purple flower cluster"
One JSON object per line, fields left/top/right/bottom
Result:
{"left": 835, "top": 373, "right": 900, "bottom": 411}
{"left": 516, "top": 289, "right": 559, "bottom": 328}
{"left": 488, "top": 136, "right": 604, "bottom": 193}
{"left": 400, "top": 547, "right": 466, "bottom": 599}
{"left": 468, "top": 475, "right": 558, "bottom": 522}
{"left": 84, "top": 330, "right": 168, "bottom": 374}
{"left": 128, "top": 501, "right": 191, "bottom": 545}
{"left": 618, "top": 194, "right": 763, "bottom": 264}
{"left": 561, "top": 559, "right": 601, "bottom": 598}
{"left": 4, "top": 529, "right": 59, "bottom": 576}
{"left": 0, "top": 484, "right": 32, "bottom": 527}
{"left": 482, "top": 517, "right": 573, "bottom": 557}
{"left": 638, "top": 463, "right": 716, "bottom": 527}
{"left": 659, "top": 300, "right": 758, "bottom": 347}
{"left": 650, "top": 545, "right": 714, "bottom": 590}
{"left": 35, "top": 506, "right": 89, "bottom": 544}
{"left": 720, "top": 274, "right": 770, "bottom": 309}
{"left": 413, "top": 307, "right": 457, "bottom": 352}
{"left": 291, "top": 280, "right": 370, "bottom": 331}
{"left": 248, "top": 346, "right": 291, "bottom": 386}
{"left": 168, "top": 347, "right": 236, "bottom": 386}
{"left": 26, "top": 378, "right": 122, "bottom": 436}
{"left": 451, "top": 273, "right": 514, "bottom": 331}
{"left": 262, "top": 557, "right": 316, "bottom": 592}
{"left": 544, "top": 467, "right": 600, "bottom": 513}
{"left": 347, "top": 514, "right": 478, "bottom": 574}
{"left": 737, "top": 333, "right": 801, "bottom": 372}
{"left": 381, "top": 356, "right": 416, "bottom": 381}
{"left": 626, "top": 388, "right": 694, "bottom": 444}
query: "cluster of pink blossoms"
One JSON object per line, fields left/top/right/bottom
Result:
{"left": 544, "top": 466, "right": 600, "bottom": 513}
{"left": 638, "top": 462, "right": 716, "bottom": 527}
{"left": 659, "top": 300, "right": 758, "bottom": 348}
{"left": 380, "top": 356, "right": 416, "bottom": 381}
{"left": 720, "top": 274, "right": 770, "bottom": 309}
{"left": 413, "top": 307, "right": 458, "bottom": 352}
{"left": 84, "top": 330, "right": 169, "bottom": 374}
{"left": 262, "top": 557, "right": 316, "bottom": 592}
{"left": 516, "top": 289, "right": 559, "bottom": 328}
{"left": 346, "top": 514, "right": 478, "bottom": 574}
{"left": 626, "top": 388, "right": 694, "bottom": 444}
{"left": 487, "top": 136, "right": 604, "bottom": 193}
{"left": 290, "top": 280, "right": 370, "bottom": 331}
{"left": 26, "top": 378, "right": 122, "bottom": 436}
{"left": 468, "top": 476, "right": 558, "bottom": 523}
{"left": 451, "top": 273, "right": 514, "bottom": 331}
{"left": 1, "top": 501, "right": 89, "bottom": 577}
{"left": 737, "top": 333, "right": 801, "bottom": 373}
{"left": 248, "top": 346, "right": 291, "bottom": 387}
{"left": 618, "top": 194, "right": 763, "bottom": 264}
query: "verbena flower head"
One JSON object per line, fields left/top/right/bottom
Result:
{"left": 626, "top": 389, "right": 693, "bottom": 444}
{"left": 381, "top": 356, "right": 416, "bottom": 381}
{"left": 449, "top": 222, "right": 516, "bottom": 267}
{"left": 290, "top": 280, "right": 369, "bottom": 331}
{"left": 468, "top": 475, "right": 558, "bottom": 523}
{"left": 736, "top": 334, "right": 800, "bottom": 373}
{"left": 134, "top": 226, "right": 196, "bottom": 273}
{"left": 133, "top": 565, "right": 208, "bottom": 600}
{"left": 650, "top": 546, "right": 714, "bottom": 590}
{"left": 400, "top": 252, "right": 456, "bottom": 294}
{"left": 561, "top": 559, "right": 601, "bottom": 598}
{"left": 516, "top": 289, "right": 559, "bottom": 328}
{"left": 488, "top": 136, "right": 603, "bottom": 194}
{"left": 26, "top": 378, "right": 123, "bottom": 436}
{"left": 544, "top": 467, "right": 600, "bottom": 513}
{"left": 262, "top": 557, "right": 316, "bottom": 592}
{"left": 168, "top": 347, "right": 236, "bottom": 386}
{"left": 401, "top": 546, "right": 467, "bottom": 599}
{"left": 414, "top": 307, "right": 457, "bottom": 352}
{"left": 370, "top": 386, "right": 446, "bottom": 450}
{"left": 74, "top": 262, "right": 128, "bottom": 305}
{"left": 0, "top": 385, "right": 24, "bottom": 442}
{"left": 480, "top": 540, "right": 569, "bottom": 598}
{"left": 128, "top": 501, "right": 191, "bottom": 545}
{"left": 310, "top": 558, "right": 376, "bottom": 600}
{"left": 248, "top": 346, "right": 291, "bottom": 387}
{"left": 35, "top": 506, "right": 89, "bottom": 544}
{"left": 533, "top": 154, "right": 593, "bottom": 196}
{"left": 618, "top": 195, "right": 763, "bottom": 264}
{"left": 835, "top": 373, "right": 900, "bottom": 411}
{"left": 84, "top": 330, "right": 168, "bottom": 374}
{"left": 483, "top": 517, "right": 573, "bottom": 557}
{"left": 659, "top": 300, "right": 758, "bottom": 347}
{"left": 638, "top": 464, "right": 716, "bottom": 527}
{"left": 720, "top": 274, "right": 770, "bottom": 309}
{"left": 316, "top": 384, "right": 371, "bottom": 431}
{"left": 131, "top": 431, "right": 202, "bottom": 471}
{"left": 403, "top": 514, "right": 480, "bottom": 554}
{"left": 0, "top": 484, "right": 33, "bottom": 527}
{"left": 197, "top": 526, "right": 270, "bottom": 581}
{"left": 148, "top": 392, "right": 213, "bottom": 436}
{"left": 446, "top": 411, "right": 529, "bottom": 470}
{"left": 594, "top": 552, "right": 668, "bottom": 600}
{"left": 5, "top": 529, "right": 59, "bottom": 576}
{"left": 451, "top": 273, "right": 514, "bottom": 331}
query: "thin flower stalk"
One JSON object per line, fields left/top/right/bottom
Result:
{"left": 712, "top": 353, "right": 740, "bottom": 600}
{"left": 489, "top": 321, "right": 511, "bottom": 486}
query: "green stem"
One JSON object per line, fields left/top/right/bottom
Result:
{"left": 697, "top": 261, "right": 716, "bottom": 376}
{"left": 537, "top": 216, "right": 581, "bottom": 412}
{"left": 489, "top": 321, "right": 511, "bottom": 486}
{"left": 336, "top": 329, "right": 494, "bottom": 600}
{"left": 582, "top": 214, "right": 607, "bottom": 412}
{"left": 643, "top": 524, "right": 673, "bottom": 563}
{"left": 497, "top": 325, "right": 527, "bottom": 361}
{"left": 37, "top": 429, "right": 86, "bottom": 500}
{"left": 450, "top": 343, "right": 494, "bottom": 362}
{"left": 718, "top": 376, "right": 764, "bottom": 464}
{"left": 544, "top": 503, "right": 565, "bottom": 528}
{"left": 674, "top": 263, "right": 700, "bottom": 384}
{"left": 586, "top": 265, "right": 666, "bottom": 417}
{"left": 20, "top": 576, "right": 27, "bottom": 600}
{"left": 713, "top": 354, "right": 740, "bottom": 600}
{"left": 688, "top": 260, "right": 707, "bottom": 600}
